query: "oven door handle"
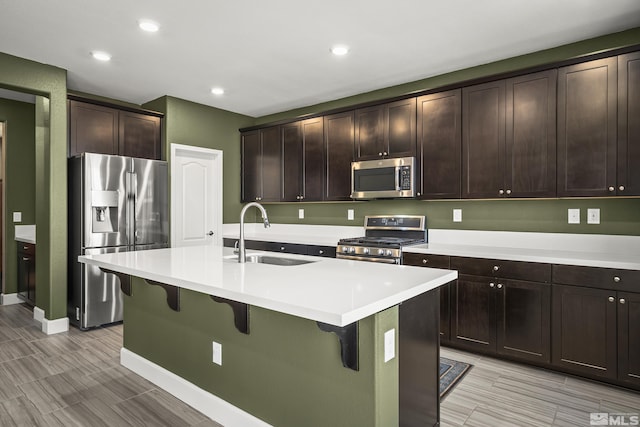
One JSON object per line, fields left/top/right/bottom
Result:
{"left": 336, "top": 254, "right": 399, "bottom": 264}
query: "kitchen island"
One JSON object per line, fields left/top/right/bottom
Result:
{"left": 79, "top": 245, "right": 457, "bottom": 427}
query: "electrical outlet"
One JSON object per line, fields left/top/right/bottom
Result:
{"left": 587, "top": 208, "right": 600, "bottom": 224}
{"left": 298, "top": 208, "right": 304, "bottom": 219}
{"left": 568, "top": 208, "right": 580, "bottom": 224}
{"left": 348, "top": 209, "right": 354, "bottom": 221}
{"left": 13, "top": 212, "right": 22, "bottom": 223}
{"left": 212, "top": 341, "right": 222, "bottom": 365}
{"left": 453, "top": 209, "right": 462, "bottom": 223}
{"left": 384, "top": 329, "right": 395, "bottom": 363}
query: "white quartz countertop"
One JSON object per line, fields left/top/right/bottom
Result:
{"left": 15, "top": 225, "right": 36, "bottom": 244}
{"left": 404, "top": 243, "right": 640, "bottom": 270}
{"left": 78, "top": 246, "right": 457, "bottom": 327}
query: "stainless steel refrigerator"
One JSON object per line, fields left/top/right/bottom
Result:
{"left": 68, "top": 153, "right": 169, "bottom": 329}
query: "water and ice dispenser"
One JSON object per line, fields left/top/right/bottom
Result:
{"left": 91, "top": 190, "right": 119, "bottom": 233}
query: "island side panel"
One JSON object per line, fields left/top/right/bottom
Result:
{"left": 122, "top": 277, "right": 400, "bottom": 427}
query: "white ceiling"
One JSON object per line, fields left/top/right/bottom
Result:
{"left": 1, "top": 0, "right": 639, "bottom": 118}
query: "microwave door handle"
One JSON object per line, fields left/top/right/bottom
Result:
{"left": 395, "top": 167, "right": 400, "bottom": 191}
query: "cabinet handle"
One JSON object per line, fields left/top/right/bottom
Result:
{"left": 22, "top": 257, "right": 30, "bottom": 261}
{"left": 619, "top": 298, "right": 626, "bottom": 304}
{"left": 489, "top": 283, "right": 495, "bottom": 288}
{"left": 300, "top": 195, "right": 304, "bottom": 200}
{"left": 498, "top": 189, "right": 504, "bottom": 195}
{"left": 506, "top": 189, "right": 511, "bottom": 195}
{"left": 493, "top": 265, "right": 500, "bottom": 272}
{"left": 497, "top": 283, "right": 503, "bottom": 289}
{"left": 619, "top": 185, "right": 625, "bottom": 191}
{"left": 422, "top": 259, "right": 428, "bottom": 264}
{"left": 378, "top": 152, "right": 383, "bottom": 156}
{"left": 383, "top": 152, "right": 388, "bottom": 156}
{"left": 608, "top": 296, "right": 615, "bottom": 302}
{"left": 280, "top": 247, "right": 285, "bottom": 251}
{"left": 417, "top": 192, "right": 421, "bottom": 196}
{"left": 319, "top": 250, "right": 324, "bottom": 254}
{"left": 613, "top": 276, "right": 621, "bottom": 283}
{"left": 608, "top": 186, "right": 615, "bottom": 192}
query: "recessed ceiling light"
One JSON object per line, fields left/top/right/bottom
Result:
{"left": 331, "top": 45, "right": 349, "bottom": 56}
{"left": 91, "top": 51, "right": 112, "bottom": 62}
{"left": 211, "top": 87, "right": 225, "bottom": 96}
{"left": 139, "top": 19, "right": 159, "bottom": 33}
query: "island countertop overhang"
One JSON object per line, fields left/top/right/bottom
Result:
{"left": 78, "top": 246, "right": 457, "bottom": 327}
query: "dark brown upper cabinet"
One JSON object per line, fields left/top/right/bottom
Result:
{"left": 241, "top": 126, "right": 282, "bottom": 202}
{"left": 281, "top": 118, "right": 324, "bottom": 202}
{"left": 68, "top": 99, "right": 162, "bottom": 160}
{"left": 618, "top": 52, "right": 640, "bottom": 196}
{"left": 557, "top": 57, "right": 618, "bottom": 197}
{"left": 354, "top": 98, "right": 416, "bottom": 160}
{"left": 416, "top": 89, "right": 461, "bottom": 199}
{"left": 324, "top": 111, "right": 354, "bottom": 201}
{"left": 463, "top": 70, "right": 557, "bottom": 199}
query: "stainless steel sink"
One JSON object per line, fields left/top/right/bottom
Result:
{"left": 225, "top": 254, "right": 316, "bottom": 266}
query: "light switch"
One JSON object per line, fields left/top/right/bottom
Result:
{"left": 587, "top": 208, "right": 600, "bottom": 224}
{"left": 348, "top": 209, "right": 354, "bottom": 221}
{"left": 568, "top": 208, "right": 580, "bottom": 224}
{"left": 453, "top": 209, "right": 462, "bottom": 223}
{"left": 298, "top": 208, "right": 304, "bottom": 219}
{"left": 13, "top": 212, "right": 22, "bottom": 223}
{"left": 384, "top": 329, "right": 395, "bottom": 363}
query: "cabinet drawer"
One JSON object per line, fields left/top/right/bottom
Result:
{"left": 17, "top": 242, "right": 35, "bottom": 256}
{"left": 552, "top": 264, "right": 640, "bottom": 292}
{"left": 402, "top": 253, "right": 450, "bottom": 269}
{"left": 308, "top": 245, "right": 336, "bottom": 258}
{"left": 450, "top": 256, "right": 551, "bottom": 282}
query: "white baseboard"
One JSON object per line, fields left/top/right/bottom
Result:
{"left": 33, "top": 307, "right": 69, "bottom": 335}
{"left": 0, "top": 293, "right": 22, "bottom": 305}
{"left": 120, "top": 348, "right": 272, "bottom": 427}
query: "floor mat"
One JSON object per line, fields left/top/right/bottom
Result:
{"left": 439, "top": 357, "right": 471, "bottom": 398}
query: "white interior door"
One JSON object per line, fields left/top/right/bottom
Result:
{"left": 171, "top": 144, "right": 223, "bottom": 247}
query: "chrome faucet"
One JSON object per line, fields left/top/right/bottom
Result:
{"left": 238, "top": 202, "right": 270, "bottom": 263}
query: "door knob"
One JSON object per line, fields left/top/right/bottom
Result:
{"left": 207, "top": 231, "right": 214, "bottom": 236}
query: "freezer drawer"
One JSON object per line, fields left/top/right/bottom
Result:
{"left": 76, "top": 246, "right": 128, "bottom": 329}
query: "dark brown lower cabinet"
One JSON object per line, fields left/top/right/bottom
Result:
{"left": 17, "top": 242, "right": 36, "bottom": 306}
{"left": 552, "top": 284, "right": 618, "bottom": 380}
{"left": 451, "top": 275, "right": 551, "bottom": 363}
{"left": 618, "top": 291, "right": 640, "bottom": 386}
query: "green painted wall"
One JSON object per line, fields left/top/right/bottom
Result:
{"left": 142, "top": 96, "right": 254, "bottom": 223}
{"left": 0, "top": 98, "right": 36, "bottom": 293}
{"left": 124, "top": 277, "right": 399, "bottom": 427}
{"left": 0, "top": 52, "right": 67, "bottom": 319}
{"left": 243, "top": 27, "right": 640, "bottom": 236}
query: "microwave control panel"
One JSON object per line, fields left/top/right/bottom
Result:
{"left": 399, "top": 166, "right": 412, "bottom": 190}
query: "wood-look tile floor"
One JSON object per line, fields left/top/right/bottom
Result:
{"left": 2, "top": 303, "right": 639, "bottom": 427}
{"left": 440, "top": 346, "right": 640, "bottom": 427}
{"left": 0, "top": 304, "right": 222, "bottom": 427}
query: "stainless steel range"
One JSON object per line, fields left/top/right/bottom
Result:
{"left": 337, "top": 215, "right": 426, "bottom": 264}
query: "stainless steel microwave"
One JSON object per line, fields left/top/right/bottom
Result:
{"left": 351, "top": 157, "right": 415, "bottom": 199}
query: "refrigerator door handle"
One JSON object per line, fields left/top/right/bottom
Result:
{"left": 126, "top": 172, "right": 137, "bottom": 246}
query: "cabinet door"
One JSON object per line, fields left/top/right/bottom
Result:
{"left": 451, "top": 274, "right": 496, "bottom": 352}
{"left": 355, "top": 105, "right": 384, "bottom": 160}
{"left": 496, "top": 279, "right": 550, "bottom": 363}
{"left": 260, "top": 126, "right": 282, "bottom": 202}
{"left": 505, "top": 70, "right": 557, "bottom": 198}
{"left": 462, "top": 81, "right": 506, "bottom": 198}
{"left": 618, "top": 52, "right": 640, "bottom": 196}
{"left": 68, "top": 100, "right": 118, "bottom": 157}
{"left": 557, "top": 57, "right": 617, "bottom": 197}
{"left": 324, "top": 111, "right": 354, "bottom": 201}
{"left": 118, "top": 111, "right": 162, "bottom": 160}
{"left": 386, "top": 98, "right": 416, "bottom": 158}
{"left": 282, "top": 122, "right": 303, "bottom": 202}
{"left": 552, "top": 285, "right": 617, "bottom": 380}
{"left": 301, "top": 118, "right": 324, "bottom": 201}
{"left": 440, "top": 282, "right": 451, "bottom": 343}
{"left": 618, "top": 291, "right": 640, "bottom": 386}
{"left": 241, "top": 130, "right": 262, "bottom": 202}
{"left": 416, "top": 90, "right": 461, "bottom": 199}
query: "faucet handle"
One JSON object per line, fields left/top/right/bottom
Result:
{"left": 263, "top": 217, "right": 271, "bottom": 228}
